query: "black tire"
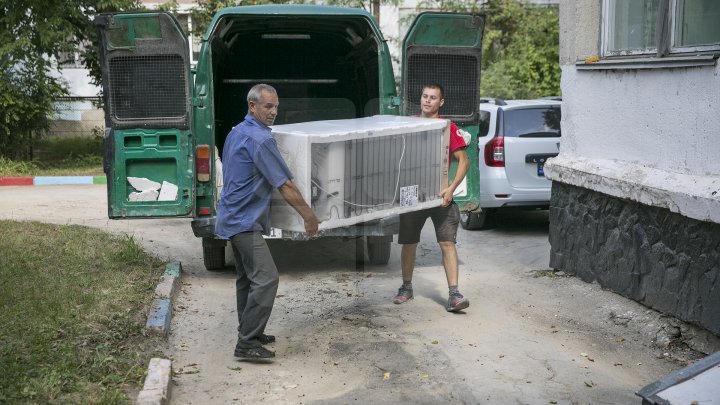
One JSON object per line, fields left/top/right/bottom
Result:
{"left": 460, "top": 210, "right": 488, "bottom": 230}
{"left": 367, "top": 236, "right": 392, "bottom": 265}
{"left": 354, "top": 237, "right": 366, "bottom": 272}
{"left": 354, "top": 237, "right": 366, "bottom": 263}
{"left": 202, "top": 237, "right": 226, "bottom": 271}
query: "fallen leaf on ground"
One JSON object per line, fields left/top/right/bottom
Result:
{"left": 383, "top": 372, "right": 390, "bottom": 380}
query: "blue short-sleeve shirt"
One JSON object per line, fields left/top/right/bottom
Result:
{"left": 214, "top": 114, "right": 293, "bottom": 239}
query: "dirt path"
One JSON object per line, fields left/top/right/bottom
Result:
{"left": 1, "top": 185, "right": 714, "bottom": 404}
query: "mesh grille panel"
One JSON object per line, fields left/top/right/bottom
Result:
{"left": 108, "top": 55, "right": 187, "bottom": 126}
{"left": 405, "top": 53, "right": 478, "bottom": 117}
{"left": 343, "top": 130, "right": 442, "bottom": 218}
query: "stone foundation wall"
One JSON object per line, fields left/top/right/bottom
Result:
{"left": 549, "top": 182, "right": 720, "bottom": 336}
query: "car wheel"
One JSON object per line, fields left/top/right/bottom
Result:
{"left": 460, "top": 210, "right": 488, "bottom": 230}
{"left": 367, "top": 236, "right": 392, "bottom": 265}
{"left": 354, "top": 236, "right": 366, "bottom": 264}
{"left": 202, "top": 237, "right": 226, "bottom": 271}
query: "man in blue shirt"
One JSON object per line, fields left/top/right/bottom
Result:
{"left": 215, "top": 84, "right": 320, "bottom": 359}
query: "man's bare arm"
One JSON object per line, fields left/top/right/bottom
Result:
{"left": 277, "top": 180, "right": 320, "bottom": 235}
{"left": 438, "top": 148, "right": 469, "bottom": 207}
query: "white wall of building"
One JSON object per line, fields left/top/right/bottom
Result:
{"left": 546, "top": 0, "right": 720, "bottom": 224}
{"left": 560, "top": 66, "right": 720, "bottom": 177}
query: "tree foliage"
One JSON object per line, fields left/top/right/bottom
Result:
{"left": 0, "top": 0, "right": 140, "bottom": 159}
{"left": 421, "top": 0, "right": 560, "bottom": 99}
{"left": 1, "top": 0, "right": 557, "bottom": 159}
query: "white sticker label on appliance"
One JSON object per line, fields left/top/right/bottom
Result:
{"left": 400, "top": 185, "right": 419, "bottom": 208}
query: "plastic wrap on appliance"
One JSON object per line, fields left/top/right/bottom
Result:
{"left": 270, "top": 115, "right": 450, "bottom": 232}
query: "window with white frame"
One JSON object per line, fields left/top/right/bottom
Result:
{"left": 603, "top": 0, "right": 720, "bottom": 57}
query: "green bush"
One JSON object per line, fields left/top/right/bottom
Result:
{"left": 0, "top": 157, "right": 41, "bottom": 176}
{"left": 35, "top": 135, "right": 103, "bottom": 163}
{"left": 0, "top": 135, "right": 104, "bottom": 176}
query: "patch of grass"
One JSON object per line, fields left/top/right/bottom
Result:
{"left": 531, "top": 269, "right": 570, "bottom": 278}
{"left": 0, "top": 157, "right": 42, "bottom": 176}
{"left": 0, "top": 221, "right": 166, "bottom": 404}
{"left": 0, "top": 136, "right": 104, "bottom": 176}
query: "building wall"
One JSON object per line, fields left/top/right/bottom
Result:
{"left": 552, "top": 0, "right": 720, "bottom": 222}
{"left": 548, "top": 0, "right": 720, "bottom": 335}
{"left": 560, "top": 66, "right": 720, "bottom": 176}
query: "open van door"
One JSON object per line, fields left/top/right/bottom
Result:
{"left": 401, "top": 12, "right": 484, "bottom": 212}
{"left": 96, "top": 12, "right": 194, "bottom": 218}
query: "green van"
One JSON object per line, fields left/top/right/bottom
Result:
{"left": 95, "top": 5, "right": 484, "bottom": 270}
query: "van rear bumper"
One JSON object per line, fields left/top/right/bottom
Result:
{"left": 191, "top": 217, "right": 216, "bottom": 238}
{"left": 190, "top": 215, "right": 400, "bottom": 240}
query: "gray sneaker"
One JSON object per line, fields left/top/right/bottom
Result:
{"left": 392, "top": 285, "right": 413, "bottom": 304}
{"left": 446, "top": 292, "right": 469, "bottom": 312}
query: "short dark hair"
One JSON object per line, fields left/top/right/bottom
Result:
{"left": 422, "top": 83, "right": 444, "bottom": 99}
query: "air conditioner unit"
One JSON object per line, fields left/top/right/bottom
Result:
{"left": 270, "top": 115, "right": 450, "bottom": 233}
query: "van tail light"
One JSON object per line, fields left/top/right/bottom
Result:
{"left": 196, "top": 144, "right": 211, "bottom": 182}
{"left": 484, "top": 135, "right": 505, "bottom": 167}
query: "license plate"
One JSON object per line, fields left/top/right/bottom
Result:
{"left": 537, "top": 162, "right": 545, "bottom": 177}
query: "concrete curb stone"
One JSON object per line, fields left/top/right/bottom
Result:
{"left": 0, "top": 175, "right": 106, "bottom": 186}
{"left": 138, "top": 261, "right": 183, "bottom": 405}
{"left": 145, "top": 262, "right": 182, "bottom": 336}
{"left": 136, "top": 358, "right": 172, "bottom": 405}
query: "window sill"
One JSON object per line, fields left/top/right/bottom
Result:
{"left": 576, "top": 54, "right": 718, "bottom": 70}
{"left": 544, "top": 155, "right": 720, "bottom": 225}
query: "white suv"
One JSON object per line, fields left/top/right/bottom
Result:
{"left": 460, "top": 98, "right": 561, "bottom": 230}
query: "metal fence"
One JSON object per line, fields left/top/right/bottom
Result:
{"left": 48, "top": 96, "right": 104, "bottom": 138}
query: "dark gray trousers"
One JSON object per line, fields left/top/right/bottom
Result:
{"left": 229, "top": 231, "right": 279, "bottom": 347}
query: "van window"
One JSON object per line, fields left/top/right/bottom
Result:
{"left": 503, "top": 107, "right": 560, "bottom": 138}
{"left": 209, "top": 14, "right": 382, "bottom": 156}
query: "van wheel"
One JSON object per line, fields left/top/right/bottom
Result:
{"left": 460, "top": 210, "right": 488, "bottom": 230}
{"left": 354, "top": 237, "right": 366, "bottom": 272}
{"left": 202, "top": 237, "right": 226, "bottom": 271}
{"left": 354, "top": 237, "right": 366, "bottom": 263}
{"left": 367, "top": 236, "right": 392, "bottom": 265}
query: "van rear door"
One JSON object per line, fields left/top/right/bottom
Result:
{"left": 95, "top": 12, "right": 194, "bottom": 218}
{"left": 401, "top": 12, "right": 484, "bottom": 212}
